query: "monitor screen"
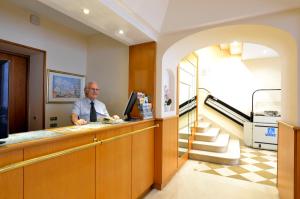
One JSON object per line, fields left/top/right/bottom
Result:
{"left": 123, "top": 91, "right": 137, "bottom": 121}
{"left": 0, "top": 60, "right": 9, "bottom": 142}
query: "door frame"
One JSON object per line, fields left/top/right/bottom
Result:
{"left": 0, "top": 39, "right": 46, "bottom": 129}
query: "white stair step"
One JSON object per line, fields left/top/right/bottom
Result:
{"left": 179, "top": 127, "right": 189, "bottom": 133}
{"left": 179, "top": 147, "right": 188, "bottom": 156}
{"left": 179, "top": 127, "right": 191, "bottom": 139}
{"left": 178, "top": 139, "right": 188, "bottom": 148}
{"left": 189, "top": 139, "right": 240, "bottom": 165}
{"left": 193, "top": 122, "right": 211, "bottom": 133}
{"left": 192, "top": 133, "right": 230, "bottom": 152}
{"left": 179, "top": 132, "right": 190, "bottom": 139}
{"left": 194, "top": 128, "right": 220, "bottom": 142}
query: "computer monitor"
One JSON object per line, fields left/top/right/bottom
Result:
{"left": 123, "top": 91, "right": 137, "bottom": 121}
{"left": 0, "top": 60, "right": 9, "bottom": 144}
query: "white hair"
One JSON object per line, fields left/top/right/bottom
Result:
{"left": 84, "top": 81, "right": 99, "bottom": 96}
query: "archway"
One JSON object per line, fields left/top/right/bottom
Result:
{"left": 159, "top": 24, "right": 298, "bottom": 125}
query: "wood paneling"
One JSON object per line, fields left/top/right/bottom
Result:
{"left": 154, "top": 116, "right": 178, "bottom": 189}
{"left": 0, "top": 150, "right": 23, "bottom": 199}
{"left": 278, "top": 121, "right": 300, "bottom": 199}
{"left": 296, "top": 130, "right": 300, "bottom": 199}
{"left": 178, "top": 152, "right": 188, "bottom": 169}
{"left": 0, "top": 52, "right": 28, "bottom": 133}
{"left": 132, "top": 122, "right": 154, "bottom": 199}
{"left": 129, "top": 42, "right": 156, "bottom": 118}
{"left": 24, "top": 135, "right": 95, "bottom": 199}
{"left": 96, "top": 127, "right": 132, "bottom": 199}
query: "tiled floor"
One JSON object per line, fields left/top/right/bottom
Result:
{"left": 194, "top": 146, "right": 277, "bottom": 187}
{"left": 145, "top": 160, "right": 278, "bottom": 199}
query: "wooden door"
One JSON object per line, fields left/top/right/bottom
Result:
{"left": 0, "top": 52, "right": 28, "bottom": 133}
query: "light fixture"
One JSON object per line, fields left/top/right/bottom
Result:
{"left": 229, "top": 41, "right": 242, "bottom": 55}
{"left": 118, "top": 29, "right": 124, "bottom": 35}
{"left": 83, "top": 8, "right": 90, "bottom": 15}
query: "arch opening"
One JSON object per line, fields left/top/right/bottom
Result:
{"left": 159, "top": 24, "right": 298, "bottom": 125}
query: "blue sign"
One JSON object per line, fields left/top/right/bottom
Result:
{"left": 265, "top": 127, "right": 276, "bottom": 137}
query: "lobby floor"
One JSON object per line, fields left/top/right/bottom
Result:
{"left": 144, "top": 158, "right": 278, "bottom": 199}
{"left": 195, "top": 146, "right": 277, "bottom": 187}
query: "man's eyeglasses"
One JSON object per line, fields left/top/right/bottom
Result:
{"left": 88, "top": 88, "right": 100, "bottom": 92}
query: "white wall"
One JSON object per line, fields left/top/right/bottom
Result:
{"left": 0, "top": 1, "right": 87, "bottom": 128}
{"left": 244, "top": 57, "right": 281, "bottom": 113}
{"left": 196, "top": 46, "right": 281, "bottom": 138}
{"left": 198, "top": 46, "right": 281, "bottom": 115}
{"left": 87, "top": 34, "right": 129, "bottom": 116}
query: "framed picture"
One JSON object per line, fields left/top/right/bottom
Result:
{"left": 47, "top": 69, "right": 85, "bottom": 103}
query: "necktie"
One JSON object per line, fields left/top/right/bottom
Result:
{"left": 90, "top": 101, "right": 97, "bottom": 122}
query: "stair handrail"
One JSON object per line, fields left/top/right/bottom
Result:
{"left": 204, "top": 94, "right": 251, "bottom": 126}
{"left": 198, "top": 87, "right": 211, "bottom": 94}
{"left": 179, "top": 96, "right": 197, "bottom": 116}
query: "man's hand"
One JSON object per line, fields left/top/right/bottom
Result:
{"left": 112, "top": 115, "right": 120, "bottom": 120}
{"left": 74, "top": 119, "right": 87, "bottom": 125}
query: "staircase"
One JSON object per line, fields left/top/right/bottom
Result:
{"left": 180, "top": 117, "right": 240, "bottom": 165}
{"left": 178, "top": 127, "right": 190, "bottom": 157}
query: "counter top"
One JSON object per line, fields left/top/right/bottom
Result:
{"left": 0, "top": 119, "right": 155, "bottom": 153}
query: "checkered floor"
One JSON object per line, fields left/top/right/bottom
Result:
{"left": 194, "top": 146, "right": 277, "bottom": 187}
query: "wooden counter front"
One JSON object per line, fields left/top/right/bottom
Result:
{"left": 0, "top": 120, "right": 155, "bottom": 199}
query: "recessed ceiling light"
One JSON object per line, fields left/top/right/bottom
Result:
{"left": 118, "top": 29, "right": 124, "bottom": 35}
{"left": 83, "top": 8, "right": 90, "bottom": 15}
{"left": 231, "top": 41, "right": 239, "bottom": 46}
{"left": 230, "top": 41, "right": 242, "bottom": 55}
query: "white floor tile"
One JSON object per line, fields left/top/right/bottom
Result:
{"left": 214, "top": 168, "right": 237, "bottom": 176}
{"left": 241, "top": 172, "right": 267, "bottom": 182}
{"left": 266, "top": 169, "right": 277, "bottom": 175}
{"left": 241, "top": 153, "right": 257, "bottom": 158}
{"left": 264, "top": 161, "right": 277, "bottom": 168}
{"left": 259, "top": 150, "right": 277, "bottom": 156}
{"left": 261, "top": 155, "right": 277, "bottom": 161}
{"left": 195, "top": 164, "right": 211, "bottom": 171}
{"left": 240, "top": 165, "right": 263, "bottom": 172}
{"left": 240, "top": 148, "right": 257, "bottom": 153}
{"left": 241, "top": 158, "right": 260, "bottom": 164}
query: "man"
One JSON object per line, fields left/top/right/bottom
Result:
{"left": 71, "top": 81, "right": 109, "bottom": 125}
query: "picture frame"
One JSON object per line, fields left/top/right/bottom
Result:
{"left": 47, "top": 69, "right": 85, "bottom": 103}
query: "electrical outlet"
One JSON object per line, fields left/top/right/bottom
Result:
{"left": 50, "top": 123, "right": 57, "bottom": 128}
{"left": 50, "top": 116, "right": 57, "bottom": 121}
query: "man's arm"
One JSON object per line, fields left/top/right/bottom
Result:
{"left": 71, "top": 113, "right": 87, "bottom": 125}
{"left": 71, "top": 100, "right": 87, "bottom": 125}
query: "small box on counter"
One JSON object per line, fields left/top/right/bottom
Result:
{"left": 137, "top": 92, "right": 153, "bottom": 119}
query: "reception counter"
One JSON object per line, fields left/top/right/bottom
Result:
{"left": 0, "top": 119, "right": 157, "bottom": 199}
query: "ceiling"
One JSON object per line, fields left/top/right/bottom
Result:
{"left": 7, "top": 0, "right": 300, "bottom": 45}
{"left": 242, "top": 43, "right": 279, "bottom": 60}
